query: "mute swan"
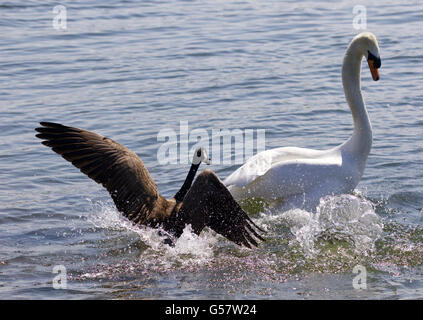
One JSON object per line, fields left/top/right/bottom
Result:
{"left": 224, "top": 32, "right": 382, "bottom": 212}
{"left": 36, "top": 122, "right": 264, "bottom": 248}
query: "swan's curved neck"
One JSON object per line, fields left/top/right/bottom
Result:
{"left": 341, "top": 44, "right": 372, "bottom": 158}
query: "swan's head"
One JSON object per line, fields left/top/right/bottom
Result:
{"left": 192, "top": 147, "right": 211, "bottom": 165}
{"left": 352, "top": 32, "right": 382, "bottom": 81}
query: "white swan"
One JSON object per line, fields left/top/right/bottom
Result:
{"left": 224, "top": 32, "right": 382, "bottom": 212}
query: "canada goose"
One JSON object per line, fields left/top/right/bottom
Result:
{"left": 35, "top": 122, "right": 264, "bottom": 248}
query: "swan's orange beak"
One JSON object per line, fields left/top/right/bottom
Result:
{"left": 368, "top": 60, "right": 380, "bottom": 81}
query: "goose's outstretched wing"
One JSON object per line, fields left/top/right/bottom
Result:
{"left": 35, "top": 122, "right": 165, "bottom": 223}
{"left": 177, "top": 169, "right": 265, "bottom": 248}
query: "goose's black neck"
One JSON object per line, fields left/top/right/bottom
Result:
{"left": 173, "top": 162, "right": 200, "bottom": 202}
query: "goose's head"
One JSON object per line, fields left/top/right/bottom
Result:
{"left": 353, "top": 32, "right": 382, "bottom": 81}
{"left": 192, "top": 147, "right": 211, "bottom": 165}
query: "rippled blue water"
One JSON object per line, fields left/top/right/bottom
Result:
{"left": 0, "top": 0, "right": 422, "bottom": 299}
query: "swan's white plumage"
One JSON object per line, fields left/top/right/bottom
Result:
{"left": 224, "top": 32, "right": 381, "bottom": 211}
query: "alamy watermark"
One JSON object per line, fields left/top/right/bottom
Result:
{"left": 352, "top": 5, "right": 367, "bottom": 30}
{"left": 352, "top": 264, "right": 367, "bottom": 290}
{"left": 157, "top": 121, "right": 265, "bottom": 165}
{"left": 52, "top": 5, "right": 67, "bottom": 30}
{"left": 52, "top": 265, "right": 67, "bottom": 289}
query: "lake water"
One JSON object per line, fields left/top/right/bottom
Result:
{"left": 0, "top": 0, "right": 422, "bottom": 299}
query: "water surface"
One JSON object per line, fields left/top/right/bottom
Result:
{"left": 0, "top": 0, "right": 422, "bottom": 299}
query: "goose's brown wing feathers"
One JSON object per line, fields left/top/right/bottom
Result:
{"left": 35, "top": 122, "right": 164, "bottom": 223}
{"left": 177, "top": 170, "right": 265, "bottom": 248}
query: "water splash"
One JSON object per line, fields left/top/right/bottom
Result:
{"left": 280, "top": 194, "right": 384, "bottom": 257}
{"left": 78, "top": 199, "right": 285, "bottom": 287}
{"left": 73, "top": 193, "right": 423, "bottom": 294}
{"left": 163, "top": 226, "right": 218, "bottom": 266}
{"left": 85, "top": 199, "right": 218, "bottom": 266}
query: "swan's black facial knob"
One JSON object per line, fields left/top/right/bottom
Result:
{"left": 367, "top": 50, "right": 381, "bottom": 68}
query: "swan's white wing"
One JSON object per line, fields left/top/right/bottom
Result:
{"left": 224, "top": 149, "right": 273, "bottom": 188}
{"left": 224, "top": 147, "right": 328, "bottom": 189}
{"left": 226, "top": 149, "right": 344, "bottom": 203}
{"left": 247, "top": 157, "right": 343, "bottom": 199}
